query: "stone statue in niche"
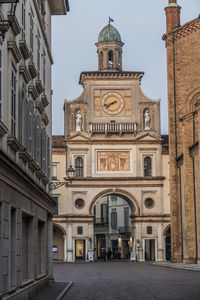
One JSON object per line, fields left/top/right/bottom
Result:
{"left": 144, "top": 109, "right": 151, "bottom": 130}
{"left": 76, "top": 111, "right": 82, "bottom": 131}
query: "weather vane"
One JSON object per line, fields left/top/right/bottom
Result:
{"left": 108, "top": 16, "right": 114, "bottom": 25}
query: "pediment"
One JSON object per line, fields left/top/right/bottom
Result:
{"left": 135, "top": 133, "right": 162, "bottom": 142}
{"left": 67, "top": 133, "right": 91, "bottom": 141}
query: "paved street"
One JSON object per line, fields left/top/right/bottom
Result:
{"left": 53, "top": 261, "right": 200, "bottom": 300}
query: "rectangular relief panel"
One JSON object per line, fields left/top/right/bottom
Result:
{"left": 97, "top": 151, "right": 130, "bottom": 172}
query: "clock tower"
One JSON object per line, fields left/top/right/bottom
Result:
{"left": 53, "top": 23, "right": 170, "bottom": 263}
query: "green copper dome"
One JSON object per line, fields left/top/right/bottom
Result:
{"left": 98, "top": 24, "right": 122, "bottom": 43}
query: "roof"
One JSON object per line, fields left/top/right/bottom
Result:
{"left": 98, "top": 24, "right": 121, "bottom": 43}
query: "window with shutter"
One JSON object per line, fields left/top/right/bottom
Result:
{"left": 0, "top": 50, "right": 2, "bottom": 120}
{"left": 11, "top": 70, "right": 17, "bottom": 136}
{"left": 22, "top": 0, "right": 26, "bottom": 39}
{"left": 75, "top": 157, "right": 83, "bottom": 177}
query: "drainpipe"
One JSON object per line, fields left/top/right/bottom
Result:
{"left": 189, "top": 114, "right": 198, "bottom": 262}
{"left": 172, "top": 31, "right": 183, "bottom": 260}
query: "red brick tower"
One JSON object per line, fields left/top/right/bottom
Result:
{"left": 163, "top": 0, "right": 200, "bottom": 263}
{"left": 165, "top": 0, "right": 181, "bottom": 33}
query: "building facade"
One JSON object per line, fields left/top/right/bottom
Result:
{"left": 163, "top": 0, "right": 200, "bottom": 263}
{"left": 52, "top": 23, "right": 170, "bottom": 262}
{"left": 0, "top": 1, "right": 69, "bottom": 299}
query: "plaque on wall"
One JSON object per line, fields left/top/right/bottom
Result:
{"left": 97, "top": 151, "right": 130, "bottom": 172}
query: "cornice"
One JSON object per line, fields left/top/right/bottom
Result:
{"left": 33, "top": 0, "right": 54, "bottom": 64}
{"left": 163, "top": 17, "right": 200, "bottom": 44}
{"left": 79, "top": 71, "right": 144, "bottom": 85}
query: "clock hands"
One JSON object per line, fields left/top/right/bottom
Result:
{"left": 104, "top": 99, "right": 117, "bottom": 108}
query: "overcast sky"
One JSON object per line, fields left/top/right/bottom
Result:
{"left": 52, "top": 0, "right": 200, "bottom": 135}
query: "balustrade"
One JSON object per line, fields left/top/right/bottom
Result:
{"left": 90, "top": 122, "right": 136, "bottom": 134}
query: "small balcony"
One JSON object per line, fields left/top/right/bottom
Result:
{"left": 118, "top": 226, "right": 132, "bottom": 234}
{"left": 94, "top": 217, "right": 108, "bottom": 226}
{"left": 90, "top": 122, "right": 137, "bottom": 135}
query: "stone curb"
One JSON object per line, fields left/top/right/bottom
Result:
{"left": 56, "top": 282, "right": 73, "bottom": 300}
{"left": 151, "top": 262, "right": 200, "bottom": 272}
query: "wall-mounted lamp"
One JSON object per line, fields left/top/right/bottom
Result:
{"left": 49, "top": 165, "right": 76, "bottom": 190}
{"left": 0, "top": 0, "right": 19, "bottom": 40}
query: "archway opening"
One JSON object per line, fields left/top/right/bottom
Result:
{"left": 93, "top": 193, "right": 134, "bottom": 260}
{"left": 53, "top": 224, "right": 65, "bottom": 261}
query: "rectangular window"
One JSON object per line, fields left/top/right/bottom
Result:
{"left": 36, "top": 115, "right": 41, "bottom": 163}
{"left": 51, "top": 163, "right": 58, "bottom": 180}
{"left": 0, "top": 50, "right": 2, "bottom": 120}
{"left": 46, "top": 136, "right": 50, "bottom": 177}
{"left": 43, "top": 53, "right": 46, "bottom": 87}
{"left": 124, "top": 207, "right": 129, "bottom": 231}
{"left": 24, "top": 97, "right": 30, "bottom": 150}
{"left": 22, "top": 0, "right": 26, "bottom": 39}
{"left": 41, "top": 0, "right": 45, "bottom": 15}
{"left": 101, "top": 203, "right": 108, "bottom": 224}
{"left": 30, "top": 12, "right": 34, "bottom": 61}
{"left": 11, "top": 70, "right": 17, "bottom": 136}
{"left": 111, "top": 209, "right": 117, "bottom": 229}
{"left": 37, "top": 32, "right": 41, "bottom": 78}
{"left": 28, "top": 102, "right": 34, "bottom": 155}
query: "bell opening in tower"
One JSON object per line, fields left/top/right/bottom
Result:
{"left": 108, "top": 50, "right": 113, "bottom": 69}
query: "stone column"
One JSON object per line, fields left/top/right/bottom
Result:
{"left": 63, "top": 236, "right": 67, "bottom": 261}
{"left": 135, "top": 222, "right": 143, "bottom": 261}
{"left": 157, "top": 224, "right": 164, "bottom": 261}
{"left": 67, "top": 224, "right": 73, "bottom": 262}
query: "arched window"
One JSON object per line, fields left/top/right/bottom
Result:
{"left": 75, "top": 157, "right": 83, "bottom": 177}
{"left": 108, "top": 50, "right": 113, "bottom": 69}
{"left": 144, "top": 157, "right": 152, "bottom": 177}
{"left": 99, "top": 51, "right": 103, "bottom": 70}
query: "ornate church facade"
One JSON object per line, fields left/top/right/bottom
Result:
{"left": 52, "top": 23, "right": 170, "bottom": 262}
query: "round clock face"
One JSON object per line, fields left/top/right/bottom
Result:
{"left": 101, "top": 92, "right": 124, "bottom": 115}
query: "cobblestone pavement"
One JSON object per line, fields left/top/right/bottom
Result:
{"left": 53, "top": 261, "right": 200, "bottom": 300}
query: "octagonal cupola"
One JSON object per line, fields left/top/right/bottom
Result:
{"left": 96, "top": 20, "right": 124, "bottom": 72}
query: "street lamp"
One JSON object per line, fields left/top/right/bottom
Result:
{"left": 49, "top": 165, "right": 76, "bottom": 190}
{"left": 0, "top": 0, "right": 19, "bottom": 40}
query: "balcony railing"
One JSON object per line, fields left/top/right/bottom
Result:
{"left": 118, "top": 226, "right": 132, "bottom": 234}
{"left": 94, "top": 217, "right": 108, "bottom": 225}
{"left": 90, "top": 122, "right": 137, "bottom": 134}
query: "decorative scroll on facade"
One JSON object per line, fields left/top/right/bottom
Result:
{"left": 97, "top": 151, "right": 130, "bottom": 172}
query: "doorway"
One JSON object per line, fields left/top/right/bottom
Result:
{"left": 145, "top": 239, "right": 155, "bottom": 261}
{"left": 165, "top": 227, "right": 171, "bottom": 261}
{"left": 75, "top": 240, "right": 85, "bottom": 260}
{"left": 97, "top": 234, "right": 106, "bottom": 259}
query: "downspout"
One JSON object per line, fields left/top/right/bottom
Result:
{"left": 190, "top": 114, "right": 198, "bottom": 262}
{"left": 172, "top": 31, "right": 183, "bottom": 260}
